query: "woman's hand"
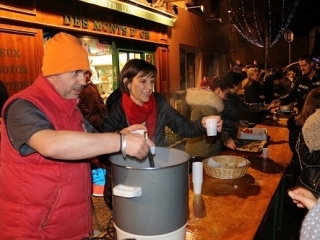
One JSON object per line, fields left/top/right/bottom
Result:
{"left": 202, "top": 116, "right": 222, "bottom": 132}
{"left": 224, "top": 138, "right": 236, "bottom": 150}
{"left": 288, "top": 186, "right": 317, "bottom": 210}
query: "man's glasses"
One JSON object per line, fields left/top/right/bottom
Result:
{"left": 72, "top": 70, "right": 90, "bottom": 77}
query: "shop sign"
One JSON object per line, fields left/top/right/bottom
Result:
{"left": 63, "top": 15, "right": 151, "bottom": 40}
{"left": 0, "top": 48, "right": 32, "bottom": 95}
{"left": 79, "top": 0, "right": 176, "bottom": 26}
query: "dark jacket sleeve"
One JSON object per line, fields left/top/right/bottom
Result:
{"left": 280, "top": 78, "right": 299, "bottom": 105}
{"left": 154, "top": 93, "right": 206, "bottom": 146}
{"left": 77, "top": 98, "right": 90, "bottom": 118}
{"left": 244, "top": 81, "right": 264, "bottom": 103}
{"left": 297, "top": 132, "right": 320, "bottom": 167}
{"left": 99, "top": 89, "right": 128, "bottom": 133}
{"left": 222, "top": 95, "right": 261, "bottom": 129}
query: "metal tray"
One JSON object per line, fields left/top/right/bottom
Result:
{"left": 235, "top": 139, "right": 267, "bottom": 153}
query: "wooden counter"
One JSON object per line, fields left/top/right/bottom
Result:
{"left": 186, "top": 119, "right": 292, "bottom": 240}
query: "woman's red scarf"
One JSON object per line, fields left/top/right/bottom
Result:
{"left": 122, "top": 93, "right": 156, "bottom": 140}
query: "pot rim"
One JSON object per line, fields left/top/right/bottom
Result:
{"left": 111, "top": 160, "right": 188, "bottom": 170}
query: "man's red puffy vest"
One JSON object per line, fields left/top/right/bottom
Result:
{"left": 0, "top": 75, "right": 92, "bottom": 239}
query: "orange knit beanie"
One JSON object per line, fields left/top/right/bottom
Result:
{"left": 41, "top": 32, "right": 90, "bottom": 76}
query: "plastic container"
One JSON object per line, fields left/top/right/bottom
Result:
{"left": 239, "top": 128, "right": 267, "bottom": 140}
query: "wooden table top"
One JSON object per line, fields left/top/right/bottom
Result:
{"left": 186, "top": 119, "right": 292, "bottom": 240}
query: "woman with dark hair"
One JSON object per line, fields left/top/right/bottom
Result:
{"left": 101, "top": 59, "right": 222, "bottom": 146}
{"left": 263, "top": 70, "right": 285, "bottom": 104}
{"left": 185, "top": 77, "right": 236, "bottom": 157}
{"left": 99, "top": 59, "right": 223, "bottom": 209}
{"left": 294, "top": 88, "right": 320, "bottom": 196}
{"left": 221, "top": 70, "right": 271, "bottom": 139}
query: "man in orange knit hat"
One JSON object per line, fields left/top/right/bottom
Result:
{"left": 0, "top": 32, "right": 154, "bottom": 239}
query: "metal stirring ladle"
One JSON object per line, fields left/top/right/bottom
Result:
{"left": 144, "top": 131, "right": 155, "bottom": 168}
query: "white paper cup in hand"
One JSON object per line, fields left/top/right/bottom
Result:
{"left": 262, "top": 147, "right": 268, "bottom": 159}
{"left": 192, "top": 162, "right": 203, "bottom": 194}
{"left": 205, "top": 118, "right": 217, "bottom": 136}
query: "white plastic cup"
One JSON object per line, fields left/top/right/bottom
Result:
{"left": 193, "top": 183, "right": 203, "bottom": 195}
{"left": 262, "top": 147, "right": 268, "bottom": 159}
{"left": 192, "top": 162, "right": 203, "bottom": 194}
{"left": 205, "top": 118, "right": 217, "bottom": 136}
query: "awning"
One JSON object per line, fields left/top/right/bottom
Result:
{"left": 80, "top": 0, "right": 177, "bottom": 26}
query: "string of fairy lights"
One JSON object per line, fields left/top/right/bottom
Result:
{"left": 228, "top": 0, "right": 300, "bottom": 48}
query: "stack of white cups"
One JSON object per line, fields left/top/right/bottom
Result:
{"left": 192, "top": 162, "right": 203, "bottom": 195}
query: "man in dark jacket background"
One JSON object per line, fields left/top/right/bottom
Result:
{"left": 78, "top": 70, "right": 105, "bottom": 130}
{"left": 278, "top": 54, "right": 320, "bottom": 112}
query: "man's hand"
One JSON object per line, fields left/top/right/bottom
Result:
{"left": 239, "top": 120, "right": 249, "bottom": 127}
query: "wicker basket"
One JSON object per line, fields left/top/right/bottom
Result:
{"left": 203, "top": 155, "right": 250, "bottom": 179}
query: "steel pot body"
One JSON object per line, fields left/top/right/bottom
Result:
{"left": 109, "top": 147, "right": 190, "bottom": 236}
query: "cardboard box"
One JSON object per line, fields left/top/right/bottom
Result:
{"left": 239, "top": 128, "right": 267, "bottom": 141}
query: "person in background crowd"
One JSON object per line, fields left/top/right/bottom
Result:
{"left": 233, "top": 60, "right": 242, "bottom": 72}
{"left": 0, "top": 32, "right": 153, "bottom": 240}
{"left": 0, "top": 80, "right": 9, "bottom": 117}
{"left": 200, "top": 76, "right": 211, "bottom": 88}
{"left": 252, "top": 59, "right": 260, "bottom": 69}
{"left": 78, "top": 70, "right": 106, "bottom": 130}
{"left": 281, "top": 69, "right": 296, "bottom": 95}
{"left": 99, "top": 59, "right": 223, "bottom": 209}
{"left": 185, "top": 77, "right": 236, "bottom": 157}
{"left": 276, "top": 55, "right": 320, "bottom": 177}
{"left": 275, "top": 54, "right": 320, "bottom": 113}
{"left": 243, "top": 67, "right": 266, "bottom": 123}
{"left": 244, "top": 67, "right": 264, "bottom": 103}
{"left": 263, "top": 70, "right": 286, "bottom": 104}
{"left": 288, "top": 186, "right": 319, "bottom": 239}
{"left": 295, "top": 88, "right": 320, "bottom": 197}
{"left": 221, "top": 70, "right": 273, "bottom": 139}
{"left": 78, "top": 70, "right": 107, "bottom": 196}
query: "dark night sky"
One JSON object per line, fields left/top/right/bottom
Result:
{"left": 289, "top": 0, "right": 320, "bottom": 37}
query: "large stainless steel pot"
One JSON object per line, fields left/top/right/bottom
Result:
{"left": 109, "top": 147, "right": 190, "bottom": 236}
